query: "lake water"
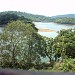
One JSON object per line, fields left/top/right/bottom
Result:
{"left": 0, "top": 22, "right": 75, "bottom": 38}
{"left": 34, "top": 22, "right": 75, "bottom": 38}
{"left": 0, "top": 27, "right": 3, "bottom": 32}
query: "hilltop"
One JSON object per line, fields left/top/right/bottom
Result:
{"left": 51, "top": 14, "right": 75, "bottom": 18}
{"left": 0, "top": 11, "right": 52, "bottom": 22}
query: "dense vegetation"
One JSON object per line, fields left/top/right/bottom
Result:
{"left": 0, "top": 20, "right": 45, "bottom": 69}
{"left": 0, "top": 13, "right": 33, "bottom": 27}
{"left": 54, "top": 17, "right": 75, "bottom": 25}
{"left": 0, "top": 11, "right": 52, "bottom": 22}
{"left": 0, "top": 12, "right": 75, "bottom": 72}
{"left": 0, "top": 21, "right": 75, "bottom": 71}
{"left": 0, "top": 11, "right": 75, "bottom": 25}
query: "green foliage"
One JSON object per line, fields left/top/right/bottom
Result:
{"left": 54, "top": 17, "right": 75, "bottom": 24}
{"left": 54, "top": 29, "right": 75, "bottom": 59}
{"left": 0, "top": 11, "right": 75, "bottom": 24}
{"left": 0, "top": 13, "right": 18, "bottom": 25}
{"left": 52, "top": 58, "right": 75, "bottom": 72}
{"left": 0, "top": 13, "right": 32, "bottom": 26}
{"left": 0, "top": 12, "right": 75, "bottom": 71}
{"left": 0, "top": 11, "right": 52, "bottom": 22}
{"left": 0, "top": 20, "right": 45, "bottom": 69}
{"left": 42, "top": 37, "right": 54, "bottom": 62}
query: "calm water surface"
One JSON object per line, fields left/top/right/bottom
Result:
{"left": 34, "top": 22, "right": 75, "bottom": 38}
{"left": 0, "top": 27, "right": 2, "bottom": 32}
{"left": 0, "top": 22, "right": 75, "bottom": 38}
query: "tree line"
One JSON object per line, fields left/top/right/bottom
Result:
{"left": 0, "top": 11, "right": 52, "bottom": 22}
{"left": 54, "top": 17, "right": 75, "bottom": 25}
{"left": 0, "top": 13, "right": 32, "bottom": 26}
{"left": 0, "top": 11, "right": 75, "bottom": 25}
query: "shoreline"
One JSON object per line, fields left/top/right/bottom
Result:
{"left": 38, "top": 28, "right": 55, "bottom": 32}
{"left": 34, "top": 22, "right": 75, "bottom": 26}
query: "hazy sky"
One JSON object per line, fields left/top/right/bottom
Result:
{"left": 0, "top": 0, "right": 75, "bottom": 16}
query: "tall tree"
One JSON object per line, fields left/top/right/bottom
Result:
{"left": 0, "top": 20, "right": 46, "bottom": 68}
{"left": 54, "top": 29, "right": 75, "bottom": 61}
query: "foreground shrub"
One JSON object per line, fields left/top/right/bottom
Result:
{"left": 52, "top": 58, "right": 75, "bottom": 72}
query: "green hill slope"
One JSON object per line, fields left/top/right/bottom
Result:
{"left": 0, "top": 11, "right": 52, "bottom": 22}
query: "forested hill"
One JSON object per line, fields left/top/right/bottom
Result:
{"left": 53, "top": 17, "right": 75, "bottom": 25}
{"left": 51, "top": 14, "right": 75, "bottom": 25}
{"left": 0, "top": 11, "right": 52, "bottom": 22}
{"left": 51, "top": 14, "right": 75, "bottom": 18}
{"left": 0, "top": 11, "right": 75, "bottom": 24}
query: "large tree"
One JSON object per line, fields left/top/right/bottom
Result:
{"left": 54, "top": 29, "right": 75, "bottom": 60}
{"left": 0, "top": 20, "right": 45, "bottom": 68}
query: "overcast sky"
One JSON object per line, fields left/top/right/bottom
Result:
{"left": 0, "top": 0, "right": 75, "bottom": 16}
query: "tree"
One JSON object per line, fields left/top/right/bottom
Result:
{"left": 43, "top": 37, "right": 54, "bottom": 62}
{"left": 0, "top": 20, "right": 47, "bottom": 69}
{"left": 54, "top": 29, "right": 75, "bottom": 61}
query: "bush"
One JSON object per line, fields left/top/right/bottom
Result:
{"left": 52, "top": 58, "right": 75, "bottom": 72}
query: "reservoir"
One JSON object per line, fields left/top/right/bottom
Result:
{"left": 34, "top": 22, "right": 75, "bottom": 38}
{"left": 0, "top": 22, "right": 75, "bottom": 38}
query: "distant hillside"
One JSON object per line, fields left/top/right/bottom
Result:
{"left": 51, "top": 14, "right": 75, "bottom": 25}
{"left": 54, "top": 17, "right": 75, "bottom": 25}
{"left": 0, "top": 11, "right": 75, "bottom": 24}
{"left": 51, "top": 14, "right": 75, "bottom": 18}
{"left": 0, "top": 11, "right": 52, "bottom": 22}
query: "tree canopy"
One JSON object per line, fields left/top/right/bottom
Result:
{"left": 54, "top": 29, "right": 75, "bottom": 59}
{"left": 0, "top": 20, "right": 47, "bottom": 69}
{"left": 0, "top": 13, "right": 32, "bottom": 26}
{"left": 54, "top": 17, "right": 75, "bottom": 25}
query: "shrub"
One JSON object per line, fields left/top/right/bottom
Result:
{"left": 52, "top": 58, "right": 75, "bottom": 72}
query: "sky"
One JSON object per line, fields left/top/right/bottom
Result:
{"left": 0, "top": 0, "right": 75, "bottom": 17}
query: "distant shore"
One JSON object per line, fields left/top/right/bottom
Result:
{"left": 38, "top": 28, "right": 55, "bottom": 32}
